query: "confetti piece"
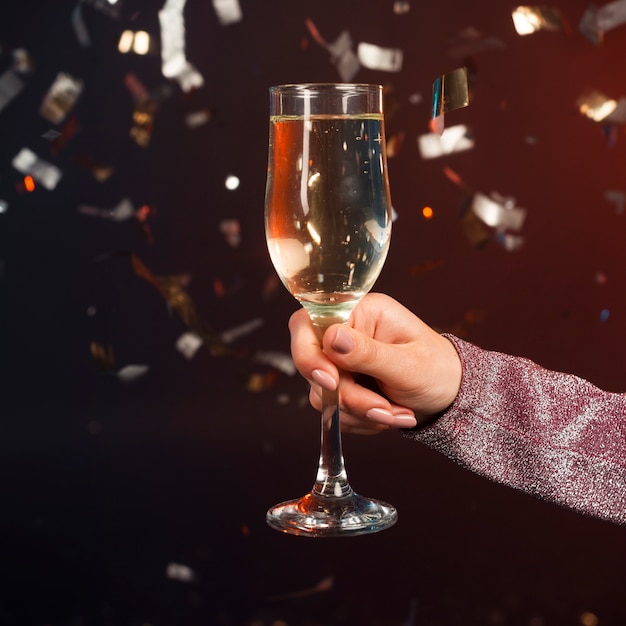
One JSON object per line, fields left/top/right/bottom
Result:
{"left": 357, "top": 42, "right": 403, "bottom": 72}
{"left": 446, "top": 28, "right": 506, "bottom": 59}
{"left": 471, "top": 192, "right": 526, "bottom": 231}
{"left": 71, "top": 3, "right": 91, "bottom": 47}
{"left": 159, "top": 0, "right": 204, "bottom": 92}
{"left": 431, "top": 67, "right": 470, "bottom": 134}
{"left": 39, "top": 72, "right": 83, "bottom": 125}
{"left": 305, "top": 20, "right": 360, "bottom": 82}
{"left": 124, "top": 72, "right": 149, "bottom": 102}
{"left": 597, "top": 0, "right": 626, "bottom": 32}
{"left": 459, "top": 195, "right": 491, "bottom": 249}
{"left": 496, "top": 231, "right": 525, "bottom": 251}
{"left": 166, "top": 562, "right": 196, "bottom": 582}
{"left": 245, "top": 370, "right": 278, "bottom": 392}
{"left": 0, "top": 69, "right": 24, "bottom": 114}
{"left": 212, "top": 0, "right": 243, "bottom": 25}
{"left": 512, "top": 6, "right": 567, "bottom": 35}
{"left": 577, "top": 89, "right": 617, "bottom": 122}
{"left": 252, "top": 350, "right": 296, "bottom": 376}
{"left": 117, "top": 364, "right": 149, "bottom": 383}
{"left": 131, "top": 254, "right": 228, "bottom": 356}
{"left": 176, "top": 331, "right": 204, "bottom": 359}
{"left": 328, "top": 31, "right": 360, "bottom": 82}
{"left": 185, "top": 109, "right": 213, "bottom": 128}
{"left": 393, "top": 1, "right": 411, "bottom": 15}
{"left": 78, "top": 197, "right": 135, "bottom": 221}
{"left": 417, "top": 124, "right": 474, "bottom": 158}
{"left": 90, "top": 341, "right": 116, "bottom": 371}
{"left": 432, "top": 67, "right": 470, "bottom": 118}
{"left": 12, "top": 48, "right": 34, "bottom": 74}
{"left": 386, "top": 131, "right": 405, "bottom": 157}
{"left": 12, "top": 148, "right": 62, "bottom": 190}
{"left": 220, "top": 318, "right": 263, "bottom": 344}
{"left": 118, "top": 30, "right": 152, "bottom": 55}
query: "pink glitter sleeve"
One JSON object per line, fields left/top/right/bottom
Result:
{"left": 404, "top": 335, "right": 626, "bottom": 525}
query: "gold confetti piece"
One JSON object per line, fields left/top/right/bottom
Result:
{"left": 130, "top": 98, "right": 157, "bottom": 147}
{"left": 577, "top": 89, "right": 617, "bottom": 122}
{"left": 131, "top": 254, "right": 228, "bottom": 356}
{"left": 244, "top": 370, "right": 278, "bottom": 392}
{"left": 386, "top": 131, "right": 404, "bottom": 157}
{"left": 39, "top": 72, "right": 83, "bottom": 125}
{"left": 118, "top": 30, "right": 152, "bottom": 55}
{"left": 459, "top": 196, "right": 491, "bottom": 249}
{"left": 90, "top": 341, "right": 116, "bottom": 371}
{"left": 512, "top": 6, "right": 567, "bottom": 35}
{"left": 431, "top": 67, "right": 469, "bottom": 120}
{"left": 72, "top": 153, "right": 114, "bottom": 182}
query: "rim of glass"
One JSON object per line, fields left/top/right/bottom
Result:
{"left": 269, "top": 83, "right": 382, "bottom": 92}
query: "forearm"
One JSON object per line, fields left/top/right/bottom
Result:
{"left": 404, "top": 335, "right": 626, "bottom": 525}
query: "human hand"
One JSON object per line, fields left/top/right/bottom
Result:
{"left": 289, "top": 293, "right": 463, "bottom": 435}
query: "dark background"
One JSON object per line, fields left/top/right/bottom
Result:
{"left": 1, "top": 1, "right": 625, "bottom": 624}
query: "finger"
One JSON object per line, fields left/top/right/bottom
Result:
{"left": 308, "top": 379, "right": 416, "bottom": 430}
{"left": 289, "top": 308, "right": 339, "bottom": 390}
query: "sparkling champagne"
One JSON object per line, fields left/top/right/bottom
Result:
{"left": 265, "top": 114, "right": 392, "bottom": 325}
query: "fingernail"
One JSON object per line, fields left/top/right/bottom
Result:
{"left": 332, "top": 327, "right": 354, "bottom": 354}
{"left": 366, "top": 408, "right": 394, "bottom": 422}
{"left": 312, "top": 369, "right": 337, "bottom": 391}
{"left": 366, "top": 408, "right": 417, "bottom": 428}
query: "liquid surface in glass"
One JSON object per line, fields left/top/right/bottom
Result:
{"left": 265, "top": 113, "right": 392, "bottom": 325}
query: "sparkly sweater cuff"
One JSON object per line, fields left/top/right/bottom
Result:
{"left": 403, "top": 334, "right": 626, "bottom": 525}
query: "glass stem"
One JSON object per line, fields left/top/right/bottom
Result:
{"left": 312, "top": 323, "right": 353, "bottom": 500}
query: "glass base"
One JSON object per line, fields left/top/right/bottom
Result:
{"left": 266, "top": 491, "right": 397, "bottom": 537}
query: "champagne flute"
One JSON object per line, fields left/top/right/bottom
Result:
{"left": 264, "top": 83, "right": 396, "bottom": 537}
